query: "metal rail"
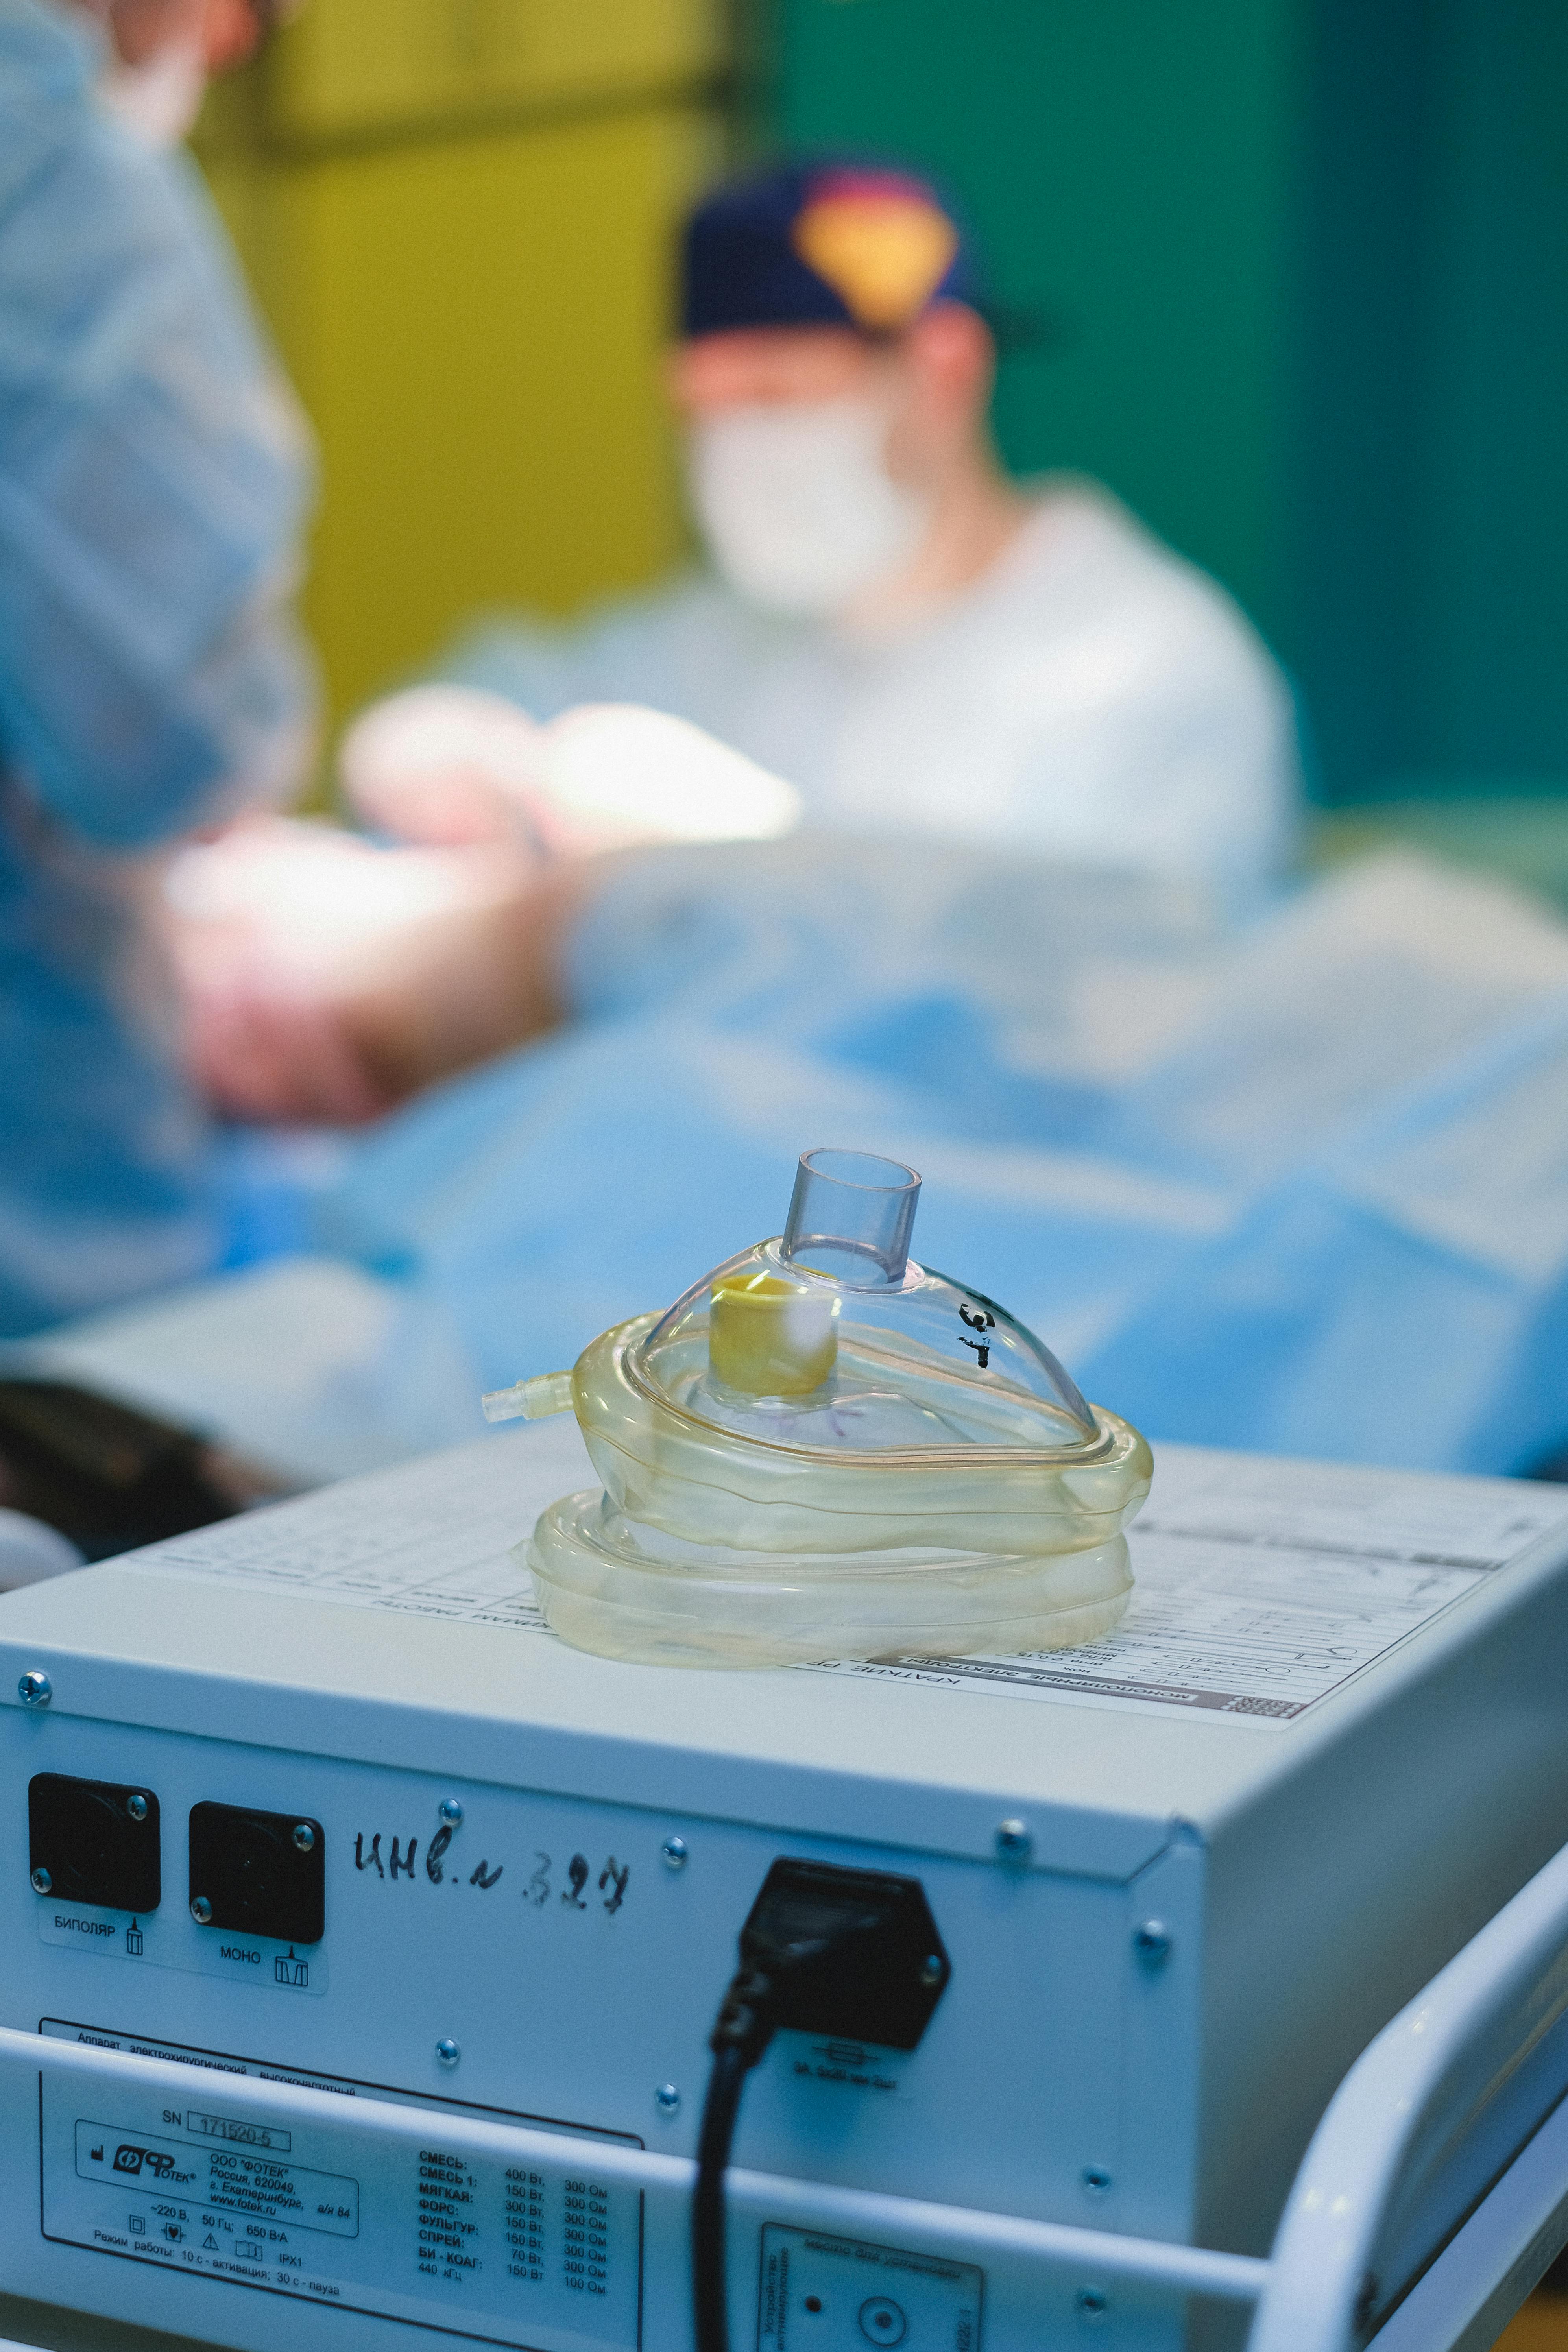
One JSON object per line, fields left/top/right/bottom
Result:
{"left": 0, "top": 2028, "right": 1265, "bottom": 2313}
{"left": 1248, "top": 1835, "right": 1568, "bottom": 2350}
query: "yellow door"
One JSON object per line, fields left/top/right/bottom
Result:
{"left": 270, "top": 0, "right": 723, "bottom": 138}
{"left": 197, "top": 0, "right": 726, "bottom": 733}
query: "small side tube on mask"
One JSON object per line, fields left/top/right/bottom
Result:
{"left": 481, "top": 1371, "right": 574, "bottom": 1423}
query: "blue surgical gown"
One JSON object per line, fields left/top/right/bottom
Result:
{"left": 0, "top": 0, "right": 316, "bottom": 1333}
{"left": 314, "top": 840, "right": 1568, "bottom": 1477}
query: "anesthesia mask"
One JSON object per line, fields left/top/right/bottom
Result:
{"left": 484, "top": 1149, "right": 1151, "bottom": 1669}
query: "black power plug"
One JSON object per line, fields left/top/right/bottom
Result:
{"left": 735, "top": 1859, "right": 949, "bottom": 2048}
{"left": 693, "top": 1859, "right": 951, "bottom": 2352}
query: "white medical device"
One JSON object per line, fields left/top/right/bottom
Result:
{"left": 1, "top": 1425, "right": 1566, "bottom": 2352}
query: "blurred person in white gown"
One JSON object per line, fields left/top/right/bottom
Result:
{"left": 176, "top": 159, "right": 1302, "bottom": 1126}
{"left": 348, "top": 158, "right": 1301, "bottom": 901}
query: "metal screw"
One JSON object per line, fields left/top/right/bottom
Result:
{"left": 1134, "top": 1918, "right": 1172, "bottom": 1967}
{"left": 30, "top": 1867, "right": 51, "bottom": 1894}
{"left": 17, "top": 1671, "right": 50, "bottom": 1708}
{"left": 126, "top": 1794, "right": 148, "bottom": 1823}
{"left": 918, "top": 1954, "right": 944, "bottom": 1986}
{"left": 995, "top": 1818, "right": 1032, "bottom": 1864}
{"left": 1082, "top": 2166, "right": 1112, "bottom": 2194}
{"left": 292, "top": 1823, "right": 316, "bottom": 1853}
{"left": 661, "top": 1836, "right": 689, "bottom": 1871}
{"left": 190, "top": 1896, "right": 213, "bottom": 1925}
{"left": 654, "top": 2083, "right": 681, "bottom": 2113}
{"left": 435, "top": 2038, "right": 460, "bottom": 2069}
{"left": 1076, "top": 2289, "right": 1108, "bottom": 2321}
{"left": 438, "top": 1797, "right": 464, "bottom": 1827}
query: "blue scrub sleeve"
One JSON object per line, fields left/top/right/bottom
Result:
{"left": 0, "top": 13, "right": 316, "bottom": 847}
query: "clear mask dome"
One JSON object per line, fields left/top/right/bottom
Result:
{"left": 633, "top": 1148, "right": 1101, "bottom": 1459}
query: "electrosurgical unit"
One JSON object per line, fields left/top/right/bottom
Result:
{"left": 0, "top": 1413, "right": 1565, "bottom": 2352}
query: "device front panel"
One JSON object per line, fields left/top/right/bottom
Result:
{"left": 0, "top": 1703, "right": 1199, "bottom": 2348}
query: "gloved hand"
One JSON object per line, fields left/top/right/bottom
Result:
{"left": 164, "top": 702, "right": 800, "bottom": 1124}
{"left": 339, "top": 687, "right": 800, "bottom": 856}
{"left": 163, "top": 816, "right": 584, "bottom": 1123}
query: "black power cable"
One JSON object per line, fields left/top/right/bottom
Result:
{"left": 689, "top": 1862, "right": 952, "bottom": 2352}
{"left": 693, "top": 1965, "right": 780, "bottom": 2352}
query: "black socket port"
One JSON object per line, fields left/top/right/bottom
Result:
{"left": 29, "top": 1774, "right": 161, "bottom": 1913}
{"left": 188, "top": 1802, "right": 324, "bottom": 1945}
{"left": 739, "top": 1859, "right": 950, "bottom": 2051}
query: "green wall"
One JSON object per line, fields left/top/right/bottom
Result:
{"left": 1295, "top": 0, "right": 1568, "bottom": 801}
{"left": 773, "top": 0, "right": 1304, "bottom": 657}
{"left": 772, "top": 0, "right": 1568, "bottom": 805}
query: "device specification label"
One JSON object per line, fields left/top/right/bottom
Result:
{"left": 40, "top": 2054, "right": 640, "bottom": 2349}
{"left": 757, "top": 2224, "right": 983, "bottom": 2352}
{"left": 118, "top": 1427, "right": 574, "bottom": 1631}
{"left": 118, "top": 1429, "right": 1568, "bottom": 1726}
{"left": 815, "top": 1451, "right": 1568, "bottom": 1723}
{"left": 73, "top": 2119, "right": 359, "bottom": 2234}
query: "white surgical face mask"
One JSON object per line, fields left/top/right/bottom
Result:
{"left": 689, "top": 398, "right": 933, "bottom": 619}
{"left": 100, "top": 36, "right": 208, "bottom": 148}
